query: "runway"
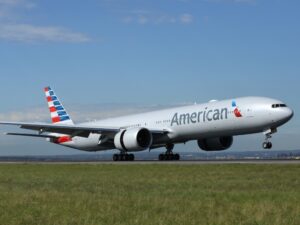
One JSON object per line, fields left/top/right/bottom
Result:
{"left": 98, "top": 160, "right": 300, "bottom": 165}
{"left": 0, "top": 160, "right": 299, "bottom": 165}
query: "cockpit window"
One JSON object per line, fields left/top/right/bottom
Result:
{"left": 272, "top": 104, "right": 287, "bottom": 108}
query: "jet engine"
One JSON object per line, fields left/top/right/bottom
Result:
{"left": 114, "top": 128, "right": 153, "bottom": 152}
{"left": 197, "top": 136, "right": 233, "bottom": 151}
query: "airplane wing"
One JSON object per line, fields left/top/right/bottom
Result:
{"left": 0, "top": 122, "right": 169, "bottom": 138}
{"left": 0, "top": 122, "right": 120, "bottom": 138}
{"left": 6, "top": 133, "right": 59, "bottom": 138}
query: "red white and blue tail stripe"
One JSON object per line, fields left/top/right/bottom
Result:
{"left": 44, "top": 87, "right": 74, "bottom": 125}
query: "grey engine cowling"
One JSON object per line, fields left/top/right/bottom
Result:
{"left": 197, "top": 136, "right": 233, "bottom": 151}
{"left": 114, "top": 128, "right": 153, "bottom": 152}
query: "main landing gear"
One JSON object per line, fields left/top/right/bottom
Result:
{"left": 113, "top": 153, "right": 135, "bottom": 161}
{"left": 263, "top": 129, "right": 276, "bottom": 150}
{"left": 158, "top": 144, "right": 180, "bottom": 161}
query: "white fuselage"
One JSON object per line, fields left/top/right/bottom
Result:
{"left": 61, "top": 97, "right": 293, "bottom": 152}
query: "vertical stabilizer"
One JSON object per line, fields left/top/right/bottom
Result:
{"left": 44, "top": 87, "right": 74, "bottom": 125}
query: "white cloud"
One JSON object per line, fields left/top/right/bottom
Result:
{"left": 0, "top": 104, "right": 186, "bottom": 123}
{"left": 137, "top": 15, "right": 148, "bottom": 25}
{"left": 204, "top": 0, "right": 256, "bottom": 4}
{"left": 0, "top": 0, "right": 35, "bottom": 10}
{"left": 122, "top": 16, "right": 133, "bottom": 24}
{"left": 121, "top": 10, "right": 194, "bottom": 25}
{"left": 179, "top": 13, "right": 193, "bottom": 24}
{"left": 0, "top": 0, "right": 25, "bottom": 5}
{"left": 0, "top": 107, "right": 48, "bottom": 122}
{"left": 0, "top": 23, "right": 91, "bottom": 43}
{"left": 233, "top": 0, "right": 256, "bottom": 3}
{"left": 0, "top": 0, "right": 92, "bottom": 43}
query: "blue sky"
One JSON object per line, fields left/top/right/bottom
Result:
{"left": 0, "top": 0, "right": 299, "bottom": 155}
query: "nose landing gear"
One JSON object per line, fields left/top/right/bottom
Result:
{"left": 263, "top": 141, "right": 273, "bottom": 149}
{"left": 263, "top": 129, "right": 277, "bottom": 150}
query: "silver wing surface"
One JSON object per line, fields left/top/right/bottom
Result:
{"left": 0, "top": 122, "right": 169, "bottom": 138}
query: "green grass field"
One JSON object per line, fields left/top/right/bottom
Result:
{"left": 0, "top": 164, "right": 299, "bottom": 225}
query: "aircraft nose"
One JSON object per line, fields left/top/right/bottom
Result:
{"left": 286, "top": 107, "right": 294, "bottom": 120}
{"left": 280, "top": 107, "right": 294, "bottom": 123}
{"left": 269, "top": 101, "right": 293, "bottom": 126}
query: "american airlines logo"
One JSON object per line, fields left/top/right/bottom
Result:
{"left": 171, "top": 100, "right": 242, "bottom": 126}
{"left": 171, "top": 108, "right": 228, "bottom": 126}
{"left": 232, "top": 100, "right": 242, "bottom": 118}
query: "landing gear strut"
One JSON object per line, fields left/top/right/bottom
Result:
{"left": 113, "top": 153, "right": 135, "bottom": 161}
{"left": 158, "top": 144, "right": 180, "bottom": 161}
{"left": 263, "top": 129, "right": 276, "bottom": 150}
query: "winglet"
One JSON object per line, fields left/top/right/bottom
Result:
{"left": 44, "top": 87, "right": 74, "bottom": 125}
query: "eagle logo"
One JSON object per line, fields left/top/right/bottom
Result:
{"left": 232, "top": 100, "right": 242, "bottom": 118}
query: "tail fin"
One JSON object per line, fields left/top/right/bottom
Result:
{"left": 44, "top": 87, "right": 74, "bottom": 125}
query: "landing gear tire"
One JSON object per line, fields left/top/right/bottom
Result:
{"left": 159, "top": 154, "right": 165, "bottom": 161}
{"left": 113, "top": 154, "right": 119, "bottom": 161}
{"left": 158, "top": 153, "right": 180, "bottom": 161}
{"left": 129, "top": 154, "right": 135, "bottom": 161}
{"left": 174, "top": 154, "right": 180, "bottom": 161}
{"left": 158, "top": 143, "right": 180, "bottom": 161}
{"left": 113, "top": 153, "right": 135, "bottom": 161}
{"left": 263, "top": 142, "right": 273, "bottom": 149}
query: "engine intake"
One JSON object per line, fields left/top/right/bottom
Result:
{"left": 198, "top": 136, "right": 233, "bottom": 151}
{"left": 114, "top": 128, "right": 153, "bottom": 152}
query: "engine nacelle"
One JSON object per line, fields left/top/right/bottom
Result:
{"left": 114, "top": 128, "right": 153, "bottom": 152}
{"left": 197, "top": 136, "right": 233, "bottom": 151}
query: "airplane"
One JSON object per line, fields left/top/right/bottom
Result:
{"left": 0, "top": 87, "right": 294, "bottom": 161}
